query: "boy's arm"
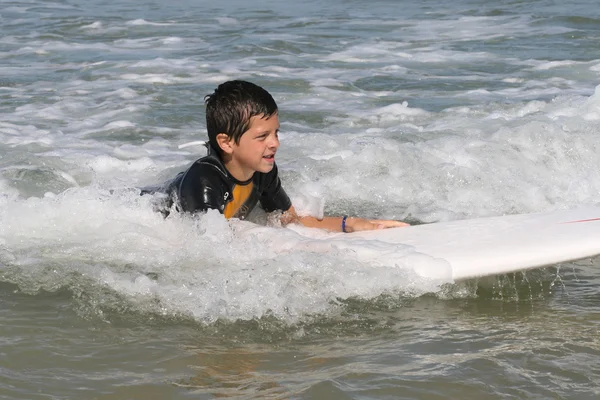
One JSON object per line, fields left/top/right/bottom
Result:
{"left": 259, "top": 165, "right": 407, "bottom": 232}
{"left": 281, "top": 206, "right": 409, "bottom": 232}
{"left": 178, "top": 164, "right": 227, "bottom": 214}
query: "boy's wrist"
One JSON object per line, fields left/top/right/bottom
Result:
{"left": 342, "top": 215, "right": 348, "bottom": 233}
{"left": 342, "top": 216, "right": 359, "bottom": 233}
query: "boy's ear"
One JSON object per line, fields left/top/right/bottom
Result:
{"left": 216, "top": 133, "right": 234, "bottom": 154}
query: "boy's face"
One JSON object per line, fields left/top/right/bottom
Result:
{"left": 225, "top": 113, "right": 280, "bottom": 180}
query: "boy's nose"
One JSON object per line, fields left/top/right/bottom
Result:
{"left": 268, "top": 135, "right": 280, "bottom": 149}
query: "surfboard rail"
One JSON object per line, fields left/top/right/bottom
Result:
{"left": 343, "top": 207, "right": 600, "bottom": 280}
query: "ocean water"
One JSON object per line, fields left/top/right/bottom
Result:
{"left": 1, "top": 0, "right": 600, "bottom": 398}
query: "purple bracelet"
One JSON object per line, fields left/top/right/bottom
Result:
{"left": 342, "top": 215, "right": 348, "bottom": 233}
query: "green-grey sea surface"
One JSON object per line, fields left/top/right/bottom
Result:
{"left": 2, "top": 0, "right": 600, "bottom": 398}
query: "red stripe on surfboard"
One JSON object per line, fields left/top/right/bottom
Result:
{"left": 562, "top": 217, "right": 600, "bottom": 224}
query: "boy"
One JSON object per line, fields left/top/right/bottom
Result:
{"left": 146, "top": 80, "right": 408, "bottom": 232}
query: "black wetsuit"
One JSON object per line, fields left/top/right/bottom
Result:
{"left": 142, "top": 145, "right": 292, "bottom": 219}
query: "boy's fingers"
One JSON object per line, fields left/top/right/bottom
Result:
{"left": 369, "top": 220, "right": 410, "bottom": 228}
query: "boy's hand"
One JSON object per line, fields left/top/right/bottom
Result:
{"left": 345, "top": 218, "right": 409, "bottom": 233}
{"left": 283, "top": 206, "right": 410, "bottom": 232}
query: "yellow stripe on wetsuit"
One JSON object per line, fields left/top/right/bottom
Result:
{"left": 223, "top": 182, "right": 254, "bottom": 219}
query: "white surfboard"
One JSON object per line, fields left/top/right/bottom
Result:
{"left": 236, "top": 207, "right": 600, "bottom": 281}
{"left": 342, "top": 207, "right": 600, "bottom": 280}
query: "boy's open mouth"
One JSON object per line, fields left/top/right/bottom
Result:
{"left": 263, "top": 154, "right": 275, "bottom": 160}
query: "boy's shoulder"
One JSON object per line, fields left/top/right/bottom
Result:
{"left": 182, "top": 150, "right": 229, "bottom": 186}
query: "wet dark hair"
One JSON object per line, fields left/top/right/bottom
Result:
{"left": 205, "top": 80, "right": 278, "bottom": 151}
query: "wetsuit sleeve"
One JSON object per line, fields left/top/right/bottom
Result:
{"left": 177, "top": 163, "right": 225, "bottom": 214}
{"left": 259, "top": 163, "right": 292, "bottom": 213}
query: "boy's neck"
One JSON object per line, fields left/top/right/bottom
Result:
{"left": 221, "top": 154, "right": 254, "bottom": 182}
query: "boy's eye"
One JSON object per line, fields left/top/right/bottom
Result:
{"left": 256, "top": 130, "right": 278, "bottom": 140}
